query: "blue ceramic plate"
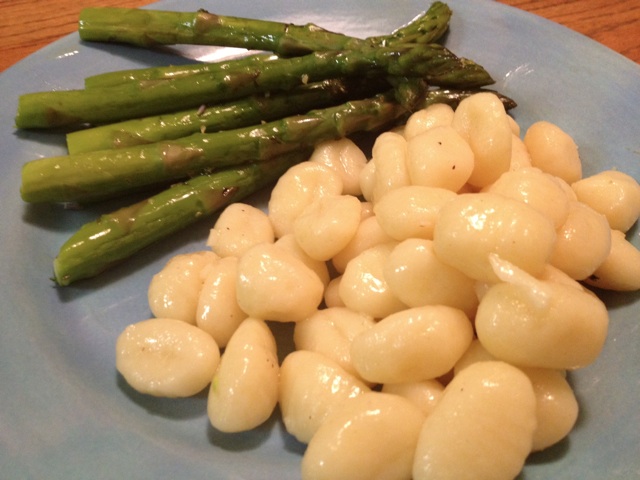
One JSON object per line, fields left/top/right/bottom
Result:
{"left": 1, "top": 1, "right": 638, "bottom": 478}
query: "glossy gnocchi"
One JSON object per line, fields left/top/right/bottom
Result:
{"left": 302, "top": 392, "right": 425, "bottom": 480}
{"left": 413, "top": 361, "right": 537, "bottom": 480}
{"left": 114, "top": 92, "right": 639, "bottom": 480}
{"left": 207, "top": 318, "right": 279, "bottom": 432}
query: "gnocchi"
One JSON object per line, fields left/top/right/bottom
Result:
{"left": 451, "top": 91, "right": 512, "bottom": 187}
{"left": 370, "top": 131, "right": 410, "bottom": 201}
{"left": 235, "top": 242, "right": 324, "bottom": 322}
{"left": 196, "top": 255, "right": 247, "bottom": 347}
{"left": 309, "top": 137, "right": 368, "bottom": 196}
{"left": 114, "top": 92, "right": 639, "bottom": 480}
{"left": 433, "top": 192, "right": 557, "bottom": 282}
{"left": 338, "top": 242, "right": 406, "bottom": 319}
{"left": 293, "top": 307, "right": 375, "bottom": 379}
{"left": 279, "top": 350, "right": 370, "bottom": 443}
{"left": 523, "top": 121, "right": 582, "bottom": 184}
{"left": 293, "top": 194, "right": 362, "bottom": 261}
{"left": 373, "top": 185, "right": 456, "bottom": 241}
{"left": 381, "top": 379, "right": 445, "bottom": 417}
{"left": 403, "top": 102, "right": 455, "bottom": 140}
{"left": 350, "top": 305, "right": 473, "bottom": 383}
{"left": 406, "top": 126, "right": 474, "bottom": 191}
{"left": 384, "top": 238, "right": 478, "bottom": 317}
{"left": 475, "top": 265, "right": 609, "bottom": 369}
{"left": 549, "top": 201, "right": 612, "bottom": 280}
{"left": 207, "top": 318, "right": 279, "bottom": 432}
{"left": 147, "top": 251, "right": 218, "bottom": 324}
{"left": 116, "top": 317, "right": 220, "bottom": 398}
{"left": 571, "top": 170, "right": 640, "bottom": 232}
{"left": 268, "top": 161, "right": 342, "bottom": 238}
{"left": 413, "top": 361, "right": 537, "bottom": 480}
{"left": 206, "top": 202, "right": 274, "bottom": 258}
{"left": 302, "top": 392, "right": 425, "bottom": 480}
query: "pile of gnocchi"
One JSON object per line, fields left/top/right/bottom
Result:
{"left": 115, "top": 92, "right": 640, "bottom": 480}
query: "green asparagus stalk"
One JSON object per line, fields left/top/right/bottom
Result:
{"left": 52, "top": 153, "right": 307, "bottom": 286}
{"left": 66, "top": 77, "right": 389, "bottom": 154}
{"left": 21, "top": 91, "right": 412, "bottom": 204}
{"left": 78, "top": 2, "right": 452, "bottom": 56}
{"left": 418, "top": 88, "right": 518, "bottom": 111}
{"left": 84, "top": 53, "right": 278, "bottom": 89}
{"left": 16, "top": 43, "right": 493, "bottom": 129}
{"left": 369, "top": 2, "right": 452, "bottom": 47}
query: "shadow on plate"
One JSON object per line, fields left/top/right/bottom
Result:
{"left": 21, "top": 184, "right": 170, "bottom": 233}
{"left": 206, "top": 408, "right": 279, "bottom": 452}
{"left": 79, "top": 40, "right": 204, "bottom": 70}
{"left": 116, "top": 373, "right": 209, "bottom": 421}
{"left": 278, "top": 419, "right": 307, "bottom": 456}
{"left": 206, "top": 407, "right": 307, "bottom": 456}
{"left": 517, "top": 437, "right": 571, "bottom": 479}
{"left": 14, "top": 128, "right": 69, "bottom": 149}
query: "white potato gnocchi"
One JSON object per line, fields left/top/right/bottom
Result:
{"left": 413, "top": 361, "right": 537, "bottom": 480}
{"left": 523, "top": 120, "right": 582, "bottom": 184}
{"left": 236, "top": 242, "right": 324, "bottom": 322}
{"left": 508, "top": 133, "right": 533, "bottom": 170}
{"left": 279, "top": 350, "right": 370, "bottom": 444}
{"left": 373, "top": 185, "right": 456, "bottom": 241}
{"left": 148, "top": 251, "right": 218, "bottom": 324}
{"left": 451, "top": 91, "right": 512, "bottom": 187}
{"left": 115, "top": 91, "right": 639, "bottom": 480}
{"left": 116, "top": 317, "right": 220, "bottom": 398}
{"left": 323, "top": 275, "right": 345, "bottom": 308}
{"left": 404, "top": 102, "right": 455, "bottom": 139}
{"left": 522, "top": 367, "right": 579, "bottom": 452}
{"left": 274, "top": 233, "right": 331, "bottom": 287}
{"left": 406, "top": 126, "right": 475, "bottom": 191}
{"left": 433, "top": 192, "right": 557, "bottom": 282}
{"left": 475, "top": 270, "right": 609, "bottom": 369}
{"left": 196, "top": 255, "right": 247, "bottom": 348}
{"left": 485, "top": 167, "right": 571, "bottom": 229}
{"left": 206, "top": 202, "right": 274, "bottom": 258}
{"left": 338, "top": 242, "right": 406, "bottom": 319}
{"left": 384, "top": 238, "right": 478, "bottom": 317}
{"left": 584, "top": 229, "right": 640, "bottom": 291}
{"left": 571, "top": 169, "right": 640, "bottom": 232}
{"left": 350, "top": 305, "right": 473, "bottom": 384}
{"left": 268, "top": 161, "right": 343, "bottom": 238}
{"left": 330, "top": 215, "right": 394, "bottom": 274}
{"left": 370, "top": 131, "right": 411, "bottom": 202}
{"left": 302, "top": 392, "right": 425, "bottom": 480}
{"left": 293, "top": 307, "right": 375, "bottom": 379}
{"left": 381, "top": 379, "right": 445, "bottom": 417}
{"left": 207, "top": 318, "right": 279, "bottom": 432}
{"left": 293, "top": 194, "right": 362, "bottom": 261}
{"left": 309, "top": 137, "right": 368, "bottom": 196}
{"left": 453, "top": 342, "right": 577, "bottom": 451}
{"left": 549, "top": 201, "right": 612, "bottom": 280}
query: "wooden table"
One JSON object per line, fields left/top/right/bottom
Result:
{"left": 2, "top": 0, "right": 638, "bottom": 72}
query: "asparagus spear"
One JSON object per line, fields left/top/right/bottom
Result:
{"left": 369, "top": 2, "right": 452, "bottom": 47}
{"left": 84, "top": 53, "right": 278, "bottom": 89}
{"left": 52, "top": 153, "right": 307, "bottom": 286}
{"left": 16, "top": 43, "right": 493, "bottom": 129}
{"left": 21, "top": 91, "right": 412, "bottom": 204}
{"left": 82, "top": 2, "right": 452, "bottom": 88}
{"left": 66, "top": 77, "right": 389, "bottom": 154}
{"left": 419, "top": 88, "right": 517, "bottom": 111}
{"left": 78, "top": 2, "right": 452, "bottom": 56}
{"left": 50, "top": 87, "right": 518, "bottom": 286}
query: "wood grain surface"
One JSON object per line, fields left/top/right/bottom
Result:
{"left": 1, "top": 0, "right": 638, "bottom": 72}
